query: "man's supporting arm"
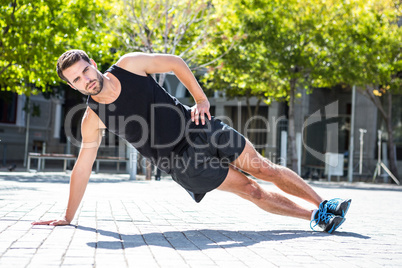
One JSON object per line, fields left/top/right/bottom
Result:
{"left": 32, "top": 108, "right": 103, "bottom": 226}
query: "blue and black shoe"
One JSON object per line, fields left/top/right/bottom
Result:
{"left": 325, "top": 198, "right": 352, "bottom": 217}
{"left": 310, "top": 201, "right": 346, "bottom": 234}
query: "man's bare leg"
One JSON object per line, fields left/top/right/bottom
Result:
{"left": 218, "top": 140, "right": 350, "bottom": 233}
{"left": 217, "top": 167, "right": 313, "bottom": 220}
{"left": 232, "top": 140, "right": 324, "bottom": 207}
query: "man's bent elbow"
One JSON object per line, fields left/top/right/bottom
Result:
{"left": 81, "top": 139, "right": 101, "bottom": 149}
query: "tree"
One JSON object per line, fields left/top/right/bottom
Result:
{"left": 0, "top": 0, "right": 116, "bottom": 95}
{"left": 325, "top": 0, "right": 402, "bottom": 179}
{"left": 115, "top": 0, "right": 221, "bottom": 87}
{"left": 201, "top": 42, "right": 282, "bottom": 144}
{"left": 197, "top": 0, "right": 401, "bottom": 180}
{"left": 198, "top": 0, "right": 286, "bottom": 145}
{"left": 231, "top": 0, "right": 338, "bottom": 171}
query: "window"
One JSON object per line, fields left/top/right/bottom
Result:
{"left": 0, "top": 92, "right": 18, "bottom": 124}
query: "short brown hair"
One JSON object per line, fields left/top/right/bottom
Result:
{"left": 56, "top": 50, "right": 90, "bottom": 83}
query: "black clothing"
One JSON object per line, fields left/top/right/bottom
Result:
{"left": 169, "top": 118, "right": 246, "bottom": 202}
{"left": 87, "top": 64, "right": 194, "bottom": 173}
{"left": 87, "top": 64, "right": 245, "bottom": 202}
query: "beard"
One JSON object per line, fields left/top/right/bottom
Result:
{"left": 84, "top": 72, "right": 104, "bottom": 96}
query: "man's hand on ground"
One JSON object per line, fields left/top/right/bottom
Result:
{"left": 31, "top": 218, "right": 70, "bottom": 226}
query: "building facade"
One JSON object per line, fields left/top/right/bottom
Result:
{"left": 1, "top": 77, "right": 400, "bottom": 181}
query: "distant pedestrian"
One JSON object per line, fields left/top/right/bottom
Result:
{"left": 155, "top": 167, "right": 161, "bottom": 181}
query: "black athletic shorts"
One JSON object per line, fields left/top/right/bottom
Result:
{"left": 169, "top": 117, "right": 246, "bottom": 203}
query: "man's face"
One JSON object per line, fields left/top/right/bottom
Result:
{"left": 63, "top": 59, "right": 104, "bottom": 96}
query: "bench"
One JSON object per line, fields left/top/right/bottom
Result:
{"left": 27, "top": 153, "right": 76, "bottom": 172}
{"left": 94, "top": 156, "right": 128, "bottom": 173}
{"left": 27, "top": 153, "right": 128, "bottom": 173}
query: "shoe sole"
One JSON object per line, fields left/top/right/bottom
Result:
{"left": 326, "top": 217, "right": 346, "bottom": 234}
{"left": 339, "top": 199, "right": 352, "bottom": 217}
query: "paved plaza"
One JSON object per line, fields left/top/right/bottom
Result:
{"left": 0, "top": 171, "right": 401, "bottom": 267}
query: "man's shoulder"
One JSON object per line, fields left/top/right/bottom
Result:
{"left": 115, "top": 53, "right": 148, "bottom": 76}
{"left": 80, "top": 107, "right": 104, "bottom": 146}
{"left": 116, "top": 53, "right": 145, "bottom": 68}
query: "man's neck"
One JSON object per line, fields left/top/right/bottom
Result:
{"left": 91, "top": 73, "right": 121, "bottom": 104}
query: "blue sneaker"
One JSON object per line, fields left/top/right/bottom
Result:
{"left": 310, "top": 201, "right": 346, "bottom": 234}
{"left": 325, "top": 198, "right": 352, "bottom": 217}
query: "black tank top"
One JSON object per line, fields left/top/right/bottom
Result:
{"left": 87, "top": 64, "right": 198, "bottom": 172}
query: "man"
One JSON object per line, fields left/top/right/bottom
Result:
{"left": 32, "top": 50, "right": 351, "bottom": 233}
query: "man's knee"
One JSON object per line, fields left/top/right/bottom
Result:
{"left": 245, "top": 180, "right": 263, "bottom": 200}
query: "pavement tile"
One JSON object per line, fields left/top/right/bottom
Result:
{"left": 186, "top": 260, "right": 217, "bottom": 267}
{"left": 0, "top": 256, "right": 32, "bottom": 267}
{"left": 126, "top": 259, "right": 159, "bottom": 268}
{"left": 28, "top": 258, "right": 62, "bottom": 267}
{"left": 61, "top": 257, "right": 95, "bottom": 265}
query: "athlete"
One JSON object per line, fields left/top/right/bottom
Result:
{"left": 32, "top": 50, "right": 351, "bottom": 233}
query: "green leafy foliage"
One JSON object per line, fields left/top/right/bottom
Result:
{"left": 199, "top": 0, "right": 401, "bottom": 171}
{"left": 0, "top": 0, "right": 118, "bottom": 95}
{"left": 198, "top": 1, "right": 285, "bottom": 103}
{"left": 324, "top": 0, "right": 401, "bottom": 92}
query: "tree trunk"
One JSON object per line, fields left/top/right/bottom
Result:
{"left": 385, "top": 93, "right": 400, "bottom": 180}
{"left": 245, "top": 95, "right": 261, "bottom": 144}
{"left": 366, "top": 87, "right": 400, "bottom": 182}
{"left": 288, "top": 78, "right": 298, "bottom": 172}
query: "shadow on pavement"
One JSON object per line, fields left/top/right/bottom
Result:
{"left": 79, "top": 226, "right": 370, "bottom": 250}
{"left": 309, "top": 181, "right": 401, "bottom": 192}
{"left": 334, "top": 231, "right": 371, "bottom": 239}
